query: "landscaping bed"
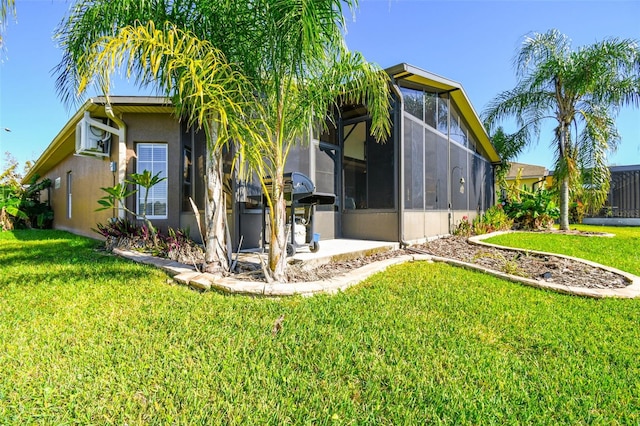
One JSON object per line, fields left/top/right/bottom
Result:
{"left": 413, "top": 236, "right": 630, "bottom": 289}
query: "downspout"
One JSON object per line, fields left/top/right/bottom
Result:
{"left": 390, "top": 80, "right": 409, "bottom": 248}
{"left": 105, "top": 104, "right": 127, "bottom": 219}
{"left": 446, "top": 91, "right": 452, "bottom": 234}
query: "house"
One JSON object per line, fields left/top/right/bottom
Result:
{"left": 505, "top": 162, "right": 553, "bottom": 190}
{"left": 24, "top": 63, "right": 500, "bottom": 247}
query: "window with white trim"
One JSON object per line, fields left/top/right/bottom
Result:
{"left": 136, "top": 143, "right": 168, "bottom": 219}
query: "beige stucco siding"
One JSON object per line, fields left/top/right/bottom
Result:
{"left": 38, "top": 111, "right": 182, "bottom": 238}
{"left": 43, "top": 146, "right": 115, "bottom": 239}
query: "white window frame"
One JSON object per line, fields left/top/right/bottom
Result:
{"left": 136, "top": 143, "right": 168, "bottom": 220}
{"left": 67, "top": 171, "right": 72, "bottom": 219}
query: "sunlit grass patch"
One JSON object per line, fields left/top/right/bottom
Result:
{"left": 484, "top": 225, "right": 640, "bottom": 276}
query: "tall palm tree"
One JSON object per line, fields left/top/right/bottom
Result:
{"left": 483, "top": 29, "right": 640, "bottom": 229}
{"left": 74, "top": 21, "right": 255, "bottom": 273}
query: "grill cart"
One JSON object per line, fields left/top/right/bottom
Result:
{"left": 262, "top": 172, "right": 335, "bottom": 256}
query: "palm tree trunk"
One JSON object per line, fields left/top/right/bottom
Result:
{"left": 269, "top": 168, "right": 287, "bottom": 282}
{"left": 559, "top": 176, "right": 570, "bottom": 230}
{"left": 558, "top": 121, "right": 571, "bottom": 231}
{"left": 204, "top": 120, "right": 230, "bottom": 274}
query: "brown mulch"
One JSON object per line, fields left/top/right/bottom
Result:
{"left": 108, "top": 232, "right": 631, "bottom": 289}
{"left": 411, "top": 236, "right": 629, "bottom": 289}
{"left": 285, "top": 249, "right": 410, "bottom": 283}
{"left": 287, "top": 233, "right": 630, "bottom": 289}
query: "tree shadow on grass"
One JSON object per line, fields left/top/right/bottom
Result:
{"left": 0, "top": 232, "right": 165, "bottom": 290}
{"left": 0, "top": 229, "right": 99, "bottom": 243}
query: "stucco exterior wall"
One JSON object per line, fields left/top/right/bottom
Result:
{"left": 122, "top": 112, "right": 182, "bottom": 233}
{"left": 42, "top": 138, "right": 116, "bottom": 239}
{"left": 38, "top": 111, "right": 182, "bottom": 239}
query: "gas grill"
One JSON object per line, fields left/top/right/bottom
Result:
{"left": 262, "top": 172, "right": 335, "bottom": 256}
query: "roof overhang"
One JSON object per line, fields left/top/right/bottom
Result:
{"left": 385, "top": 63, "right": 501, "bottom": 164}
{"left": 24, "top": 97, "right": 173, "bottom": 183}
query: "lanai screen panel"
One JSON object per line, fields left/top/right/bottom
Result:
{"left": 450, "top": 143, "right": 468, "bottom": 211}
{"left": 483, "top": 159, "right": 495, "bottom": 211}
{"left": 609, "top": 168, "right": 640, "bottom": 217}
{"left": 400, "top": 84, "right": 494, "bottom": 213}
{"left": 470, "top": 152, "right": 483, "bottom": 211}
{"left": 404, "top": 117, "right": 424, "bottom": 209}
{"left": 425, "top": 129, "right": 448, "bottom": 210}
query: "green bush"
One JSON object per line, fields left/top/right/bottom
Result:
{"left": 501, "top": 186, "right": 559, "bottom": 230}
{"left": 453, "top": 215, "right": 472, "bottom": 237}
{"left": 472, "top": 204, "right": 514, "bottom": 234}
{"left": 94, "top": 218, "right": 204, "bottom": 264}
{"left": 0, "top": 177, "right": 53, "bottom": 231}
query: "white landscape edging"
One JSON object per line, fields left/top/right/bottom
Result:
{"left": 466, "top": 231, "right": 640, "bottom": 299}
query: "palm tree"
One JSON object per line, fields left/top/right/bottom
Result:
{"left": 56, "top": 1, "right": 260, "bottom": 273}
{"left": 483, "top": 29, "right": 640, "bottom": 230}
{"left": 56, "top": 0, "right": 391, "bottom": 281}
{"left": 74, "top": 21, "right": 256, "bottom": 273}
{"left": 234, "top": 1, "right": 391, "bottom": 281}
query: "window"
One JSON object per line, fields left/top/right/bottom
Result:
{"left": 136, "top": 143, "right": 168, "bottom": 219}
{"left": 66, "top": 171, "right": 72, "bottom": 219}
{"left": 401, "top": 87, "right": 423, "bottom": 121}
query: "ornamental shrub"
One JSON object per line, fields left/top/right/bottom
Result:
{"left": 0, "top": 177, "right": 53, "bottom": 231}
{"left": 473, "top": 204, "right": 514, "bottom": 234}
{"left": 94, "top": 218, "right": 204, "bottom": 264}
{"left": 501, "top": 186, "right": 559, "bottom": 230}
{"left": 453, "top": 215, "right": 472, "bottom": 237}
{"left": 569, "top": 200, "right": 585, "bottom": 224}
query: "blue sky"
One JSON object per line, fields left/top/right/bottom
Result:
{"left": 1, "top": 0, "right": 639, "bottom": 172}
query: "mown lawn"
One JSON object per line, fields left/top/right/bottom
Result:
{"left": 1, "top": 230, "right": 640, "bottom": 424}
{"left": 484, "top": 225, "right": 640, "bottom": 276}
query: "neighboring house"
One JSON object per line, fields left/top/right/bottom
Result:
{"left": 505, "top": 162, "right": 553, "bottom": 190}
{"left": 24, "top": 63, "right": 500, "bottom": 247}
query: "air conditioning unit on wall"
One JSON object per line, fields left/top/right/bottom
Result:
{"left": 75, "top": 112, "right": 120, "bottom": 158}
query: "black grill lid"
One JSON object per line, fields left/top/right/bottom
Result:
{"left": 263, "top": 172, "right": 335, "bottom": 205}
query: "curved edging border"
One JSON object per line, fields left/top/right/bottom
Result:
{"left": 466, "top": 231, "right": 640, "bottom": 299}
{"left": 112, "top": 248, "right": 427, "bottom": 297}
{"left": 113, "top": 232, "right": 640, "bottom": 298}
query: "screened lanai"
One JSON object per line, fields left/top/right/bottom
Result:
{"left": 598, "top": 165, "right": 640, "bottom": 218}
{"left": 391, "top": 64, "right": 500, "bottom": 242}
{"left": 307, "top": 63, "right": 501, "bottom": 245}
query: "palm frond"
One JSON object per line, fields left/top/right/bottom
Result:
{"left": 514, "top": 29, "right": 571, "bottom": 79}
{"left": 78, "top": 21, "right": 253, "bottom": 149}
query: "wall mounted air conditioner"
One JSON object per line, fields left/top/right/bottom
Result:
{"left": 75, "top": 112, "right": 121, "bottom": 158}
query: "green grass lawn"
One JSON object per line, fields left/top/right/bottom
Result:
{"left": 484, "top": 225, "right": 640, "bottom": 276}
{"left": 1, "top": 230, "right": 640, "bottom": 424}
